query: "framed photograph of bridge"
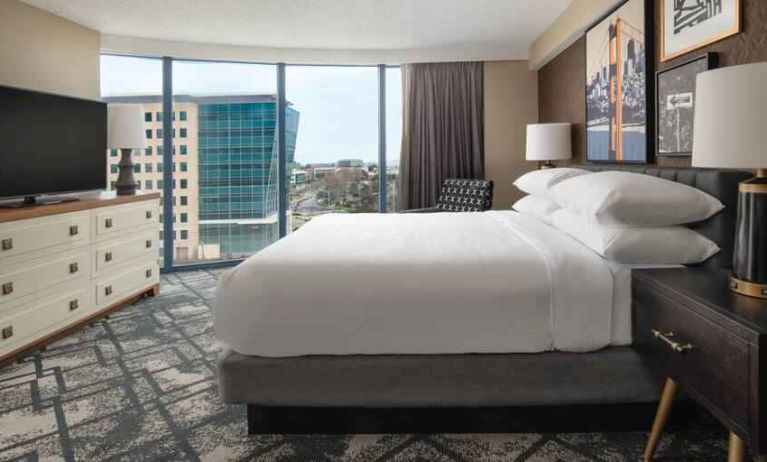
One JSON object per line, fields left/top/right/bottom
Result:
{"left": 585, "top": 0, "right": 654, "bottom": 163}
{"left": 656, "top": 53, "right": 718, "bottom": 157}
{"left": 661, "top": 0, "right": 741, "bottom": 62}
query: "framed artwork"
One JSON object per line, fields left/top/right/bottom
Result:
{"left": 585, "top": 0, "right": 654, "bottom": 163}
{"left": 661, "top": 0, "right": 741, "bottom": 62}
{"left": 656, "top": 53, "right": 718, "bottom": 157}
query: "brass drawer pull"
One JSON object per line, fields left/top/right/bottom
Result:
{"left": 652, "top": 329, "right": 693, "bottom": 354}
{"left": 146, "top": 210, "right": 153, "bottom": 219}
{"left": 145, "top": 240, "right": 152, "bottom": 249}
{"left": 1, "top": 238, "right": 12, "bottom": 251}
{"left": 69, "top": 225, "right": 79, "bottom": 236}
{"left": 105, "top": 218, "right": 113, "bottom": 228}
{"left": 2, "top": 282, "right": 12, "bottom": 295}
{"left": 105, "top": 285, "right": 113, "bottom": 296}
{"left": 69, "top": 299, "right": 79, "bottom": 311}
{"left": 1, "top": 326, "right": 12, "bottom": 340}
{"left": 69, "top": 262, "right": 79, "bottom": 274}
{"left": 105, "top": 252, "right": 113, "bottom": 262}
{"left": 146, "top": 269, "right": 152, "bottom": 278}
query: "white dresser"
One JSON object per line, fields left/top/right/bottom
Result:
{"left": 0, "top": 192, "right": 161, "bottom": 363}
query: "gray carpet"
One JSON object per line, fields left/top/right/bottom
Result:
{"left": 0, "top": 269, "right": 729, "bottom": 461}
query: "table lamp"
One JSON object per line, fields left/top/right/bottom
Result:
{"left": 692, "top": 62, "right": 767, "bottom": 299}
{"left": 526, "top": 123, "right": 572, "bottom": 169}
{"left": 107, "top": 104, "right": 148, "bottom": 196}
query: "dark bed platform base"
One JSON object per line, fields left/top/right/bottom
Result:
{"left": 220, "top": 346, "right": 667, "bottom": 434}
{"left": 246, "top": 402, "right": 698, "bottom": 434}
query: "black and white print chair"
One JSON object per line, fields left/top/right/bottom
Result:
{"left": 403, "top": 178, "right": 494, "bottom": 213}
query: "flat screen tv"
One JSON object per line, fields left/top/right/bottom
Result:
{"left": 0, "top": 85, "right": 107, "bottom": 205}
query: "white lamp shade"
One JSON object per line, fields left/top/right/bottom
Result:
{"left": 692, "top": 63, "right": 767, "bottom": 169}
{"left": 107, "top": 104, "right": 148, "bottom": 149}
{"left": 526, "top": 123, "right": 572, "bottom": 161}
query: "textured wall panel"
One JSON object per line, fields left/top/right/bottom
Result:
{"left": 538, "top": 37, "right": 586, "bottom": 164}
{"left": 539, "top": 0, "right": 767, "bottom": 166}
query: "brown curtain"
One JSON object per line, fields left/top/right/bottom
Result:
{"left": 397, "top": 62, "right": 484, "bottom": 210}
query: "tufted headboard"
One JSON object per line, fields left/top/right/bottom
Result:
{"left": 575, "top": 164, "right": 750, "bottom": 268}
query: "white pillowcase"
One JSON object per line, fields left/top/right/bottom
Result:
{"left": 550, "top": 171, "right": 724, "bottom": 227}
{"left": 550, "top": 209, "right": 720, "bottom": 264}
{"left": 513, "top": 168, "right": 590, "bottom": 200}
{"left": 512, "top": 195, "right": 560, "bottom": 224}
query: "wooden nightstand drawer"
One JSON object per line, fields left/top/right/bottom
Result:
{"left": 634, "top": 282, "right": 750, "bottom": 431}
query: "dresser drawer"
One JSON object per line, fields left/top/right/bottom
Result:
{"left": 0, "top": 251, "right": 90, "bottom": 307}
{"left": 94, "top": 231, "right": 158, "bottom": 273}
{"left": 94, "top": 201, "right": 159, "bottom": 238}
{"left": 634, "top": 283, "right": 750, "bottom": 430}
{"left": 0, "top": 287, "right": 90, "bottom": 356}
{"left": 0, "top": 213, "right": 89, "bottom": 262}
{"left": 95, "top": 260, "right": 159, "bottom": 307}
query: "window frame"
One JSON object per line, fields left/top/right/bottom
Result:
{"left": 102, "top": 54, "right": 399, "bottom": 272}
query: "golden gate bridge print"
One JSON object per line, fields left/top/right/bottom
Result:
{"left": 586, "top": 13, "right": 647, "bottom": 162}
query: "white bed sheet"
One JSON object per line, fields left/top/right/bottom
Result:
{"left": 214, "top": 211, "right": 619, "bottom": 357}
{"left": 608, "top": 261, "right": 684, "bottom": 346}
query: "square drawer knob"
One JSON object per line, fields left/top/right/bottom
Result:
{"left": 105, "top": 285, "right": 113, "bottom": 296}
{"left": 69, "top": 299, "right": 79, "bottom": 311}
{"left": 1, "top": 238, "right": 12, "bottom": 251}
{"left": 105, "top": 252, "right": 113, "bottom": 262}
{"left": 146, "top": 210, "right": 153, "bottom": 219}
{"left": 69, "top": 262, "right": 79, "bottom": 274}
{"left": 69, "top": 225, "right": 79, "bottom": 236}
{"left": 105, "top": 218, "right": 113, "bottom": 228}
{"left": 1, "top": 326, "right": 12, "bottom": 340}
{"left": 146, "top": 269, "right": 152, "bottom": 278}
{"left": 1, "top": 282, "right": 12, "bottom": 296}
{"left": 146, "top": 240, "right": 152, "bottom": 249}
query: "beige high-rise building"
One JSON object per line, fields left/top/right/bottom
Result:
{"left": 105, "top": 97, "right": 200, "bottom": 263}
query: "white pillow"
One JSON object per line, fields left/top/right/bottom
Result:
{"left": 550, "top": 171, "right": 724, "bottom": 227}
{"left": 550, "top": 209, "right": 720, "bottom": 264}
{"left": 513, "top": 168, "right": 590, "bottom": 200}
{"left": 512, "top": 195, "right": 560, "bottom": 224}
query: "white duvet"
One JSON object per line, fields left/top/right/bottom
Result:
{"left": 214, "top": 211, "right": 618, "bottom": 357}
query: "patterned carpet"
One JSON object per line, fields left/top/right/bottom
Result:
{"left": 0, "top": 269, "right": 730, "bottom": 461}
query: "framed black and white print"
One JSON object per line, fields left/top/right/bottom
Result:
{"left": 656, "top": 53, "right": 718, "bottom": 157}
{"left": 661, "top": 0, "right": 741, "bottom": 62}
{"left": 585, "top": 0, "right": 654, "bottom": 163}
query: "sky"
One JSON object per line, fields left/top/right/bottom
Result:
{"left": 100, "top": 55, "right": 402, "bottom": 165}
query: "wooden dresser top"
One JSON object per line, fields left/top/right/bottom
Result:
{"left": 0, "top": 192, "right": 161, "bottom": 224}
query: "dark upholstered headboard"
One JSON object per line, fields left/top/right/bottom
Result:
{"left": 575, "top": 164, "right": 750, "bottom": 269}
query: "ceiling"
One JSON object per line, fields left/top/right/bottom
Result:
{"left": 22, "top": 0, "right": 571, "bottom": 60}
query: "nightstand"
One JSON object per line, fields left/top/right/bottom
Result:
{"left": 632, "top": 267, "right": 767, "bottom": 461}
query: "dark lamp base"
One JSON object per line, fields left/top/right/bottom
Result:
{"left": 731, "top": 173, "right": 767, "bottom": 300}
{"left": 539, "top": 161, "right": 555, "bottom": 170}
{"left": 115, "top": 148, "right": 138, "bottom": 196}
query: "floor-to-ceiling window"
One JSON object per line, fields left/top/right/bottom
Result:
{"left": 286, "top": 65, "right": 379, "bottom": 231}
{"left": 100, "top": 55, "right": 166, "bottom": 263}
{"left": 171, "top": 61, "right": 279, "bottom": 264}
{"left": 100, "top": 55, "right": 400, "bottom": 270}
{"left": 385, "top": 66, "right": 402, "bottom": 211}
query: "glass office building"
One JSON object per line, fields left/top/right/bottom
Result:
{"left": 193, "top": 95, "right": 299, "bottom": 260}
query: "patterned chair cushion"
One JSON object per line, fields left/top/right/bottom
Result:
{"left": 436, "top": 179, "right": 494, "bottom": 212}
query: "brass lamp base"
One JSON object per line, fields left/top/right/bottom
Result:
{"left": 730, "top": 276, "right": 767, "bottom": 299}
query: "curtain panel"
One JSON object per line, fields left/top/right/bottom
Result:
{"left": 397, "top": 62, "right": 484, "bottom": 210}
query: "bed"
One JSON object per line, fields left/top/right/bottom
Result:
{"left": 215, "top": 164, "right": 748, "bottom": 433}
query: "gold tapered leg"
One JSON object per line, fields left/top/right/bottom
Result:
{"left": 644, "top": 378, "right": 678, "bottom": 461}
{"left": 727, "top": 432, "right": 745, "bottom": 462}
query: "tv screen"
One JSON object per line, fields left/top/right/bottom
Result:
{"left": 0, "top": 85, "right": 107, "bottom": 199}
